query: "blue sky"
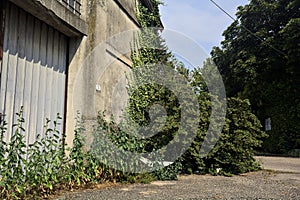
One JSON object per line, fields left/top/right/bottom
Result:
{"left": 159, "top": 0, "right": 249, "bottom": 64}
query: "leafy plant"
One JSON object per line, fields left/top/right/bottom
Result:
{"left": 204, "top": 98, "right": 267, "bottom": 175}
{"left": 25, "top": 114, "right": 66, "bottom": 197}
{"left": 211, "top": 0, "right": 300, "bottom": 153}
{"left": 68, "top": 114, "right": 90, "bottom": 186}
{"left": 0, "top": 108, "right": 27, "bottom": 199}
{"left": 178, "top": 62, "right": 267, "bottom": 176}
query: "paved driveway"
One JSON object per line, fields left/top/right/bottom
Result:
{"left": 56, "top": 156, "right": 300, "bottom": 200}
{"left": 255, "top": 156, "right": 300, "bottom": 173}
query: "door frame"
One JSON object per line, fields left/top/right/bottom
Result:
{"left": 0, "top": 0, "right": 7, "bottom": 81}
{"left": 0, "top": 0, "right": 7, "bottom": 122}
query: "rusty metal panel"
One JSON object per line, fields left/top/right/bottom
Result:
{"left": 0, "top": 3, "right": 68, "bottom": 144}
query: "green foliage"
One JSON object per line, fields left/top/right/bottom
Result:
{"left": 204, "top": 98, "right": 267, "bottom": 175}
{"left": 211, "top": 0, "right": 300, "bottom": 153}
{"left": 0, "top": 110, "right": 142, "bottom": 199}
{"left": 124, "top": 0, "right": 182, "bottom": 180}
{"left": 0, "top": 108, "right": 68, "bottom": 199}
{"left": 67, "top": 114, "right": 90, "bottom": 186}
{"left": 0, "top": 108, "right": 27, "bottom": 199}
{"left": 0, "top": 0, "right": 272, "bottom": 199}
{"left": 0, "top": 117, "right": 7, "bottom": 175}
{"left": 137, "top": 0, "right": 163, "bottom": 28}
{"left": 90, "top": 112, "right": 182, "bottom": 181}
{"left": 152, "top": 159, "right": 182, "bottom": 180}
{"left": 129, "top": 0, "right": 267, "bottom": 178}
{"left": 178, "top": 63, "right": 267, "bottom": 175}
{"left": 90, "top": 112, "right": 142, "bottom": 179}
{"left": 89, "top": 111, "right": 182, "bottom": 181}
{"left": 25, "top": 114, "right": 66, "bottom": 196}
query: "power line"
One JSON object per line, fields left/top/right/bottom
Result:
{"left": 209, "top": 0, "right": 287, "bottom": 57}
{"left": 210, "top": 0, "right": 236, "bottom": 21}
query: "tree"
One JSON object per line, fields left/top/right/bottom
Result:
{"left": 180, "top": 60, "right": 266, "bottom": 175}
{"left": 211, "top": 0, "right": 300, "bottom": 153}
{"left": 117, "top": 0, "right": 267, "bottom": 176}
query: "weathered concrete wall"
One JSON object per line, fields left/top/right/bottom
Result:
{"left": 65, "top": 0, "right": 140, "bottom": 148}
{"left": 1, "top": 0, "right": 143, "bottom": 149}
{"left": 9, "top": 0, "right": 87, "bottom": 37}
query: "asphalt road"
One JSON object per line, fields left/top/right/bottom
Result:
{"left": 56, "top": 156, "right": 300, "bottom": 200}
{"left": 255, "top": 156, "right": 300, "bottom": 174}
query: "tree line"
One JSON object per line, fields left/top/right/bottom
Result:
{"left": 211, "top": 0, "right": 299, "bottom": 154}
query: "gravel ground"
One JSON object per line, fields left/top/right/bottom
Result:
{"left": 56, "top": 157, "right": 300, "bottom": 200}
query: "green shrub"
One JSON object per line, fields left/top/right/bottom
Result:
{"left": 180, "top": 97, "right": 267, "bottom": 175}
{"left": 0, "top": 108, "right": 27, "bottom": 199}
{"left": 0, "top": 108, "right": 67, "bottom": 199}
{"left": 203, "top": 98, "right": 267, "bottom": 175}
{"left": 0, "top": 110, "right": 138, "bottom": 199}
{"left": 90, "top": 112, "right": 181, "bottom": 181}
{"left": 152, "top": 158, "right": 182, "bottom": 180}
{"left": 179, "top": 63, "right": 267, "bottom": 175}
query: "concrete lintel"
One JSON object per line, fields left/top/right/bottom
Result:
{"left": 106, "top": 42, "right": 133, "bottom": 68}
{"left": 113, "top": 0, "right": 140, "bottom": 27}
{"left": 9, "top": 0, "right": 87, "bottom": 37}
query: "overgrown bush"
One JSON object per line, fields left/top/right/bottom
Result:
{"left": 0, "top": 96, "right": 267, "bottom": 199}
{"left": 90, "top": 112, "right": 181, "bottom": 181}
{"left": 180, "top": 97, "right": 267, "bottom": 176}
{"left": 203, "top": 98, "right": 268, "bottom": 175}
{"left": 0, "top": 110, "right": 143, "bottom": 199}
{"left": 179, "top": 64, "right": 268, "bottom": 175}
{"left": 0, "top": 108, "right": 67, "bottom": 199}
{"left": 0, "top": 1, "right": 270, "bottom": 198}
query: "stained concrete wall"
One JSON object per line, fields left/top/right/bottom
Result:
{"left": 65, "top": 0, "right": 141, "bottom": 148}
{"left": 4, "top": 0, "right": 143, "bottom": 149}
{"left": 9, "top": 0, "right": 87, "bottom": 37}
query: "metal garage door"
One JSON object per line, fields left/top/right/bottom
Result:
{"left": 0, "top": 3, "right": 68, "bottom": 145}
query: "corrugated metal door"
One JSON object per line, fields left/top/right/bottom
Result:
{"left": 0, "top": 3, "right": 68, "bottom": 145}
